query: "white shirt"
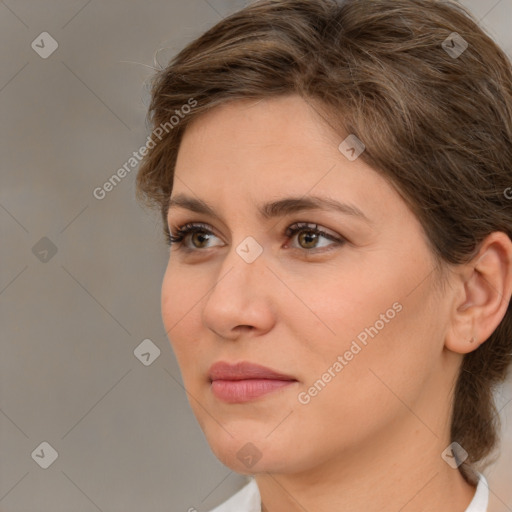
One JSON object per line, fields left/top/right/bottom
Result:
{"left": 207, "top": 473, "right": 489, "bottom": 512}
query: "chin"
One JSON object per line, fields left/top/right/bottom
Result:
{"left": 205, "top": 429, "right": 307, "bottom": 475}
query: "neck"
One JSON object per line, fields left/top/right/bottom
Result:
{"left": 255, "top": 413, "right": 476, "bottom": 512}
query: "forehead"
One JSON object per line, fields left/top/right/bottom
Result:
{"left": 171, "top": 94, "right": 406, "bottom": 225}
{"left": 180, "top": 95, "right": 340, "bottom": 154}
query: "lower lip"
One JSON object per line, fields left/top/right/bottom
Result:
{"left": 211, "top": 379, "right": 297, "bottom": 403}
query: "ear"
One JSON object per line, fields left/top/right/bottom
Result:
{"left": 445, "top": 231, "right": 512, "bottom": 355}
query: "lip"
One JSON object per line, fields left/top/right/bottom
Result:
{"left": 208, "top": 361, "right": 298, "bottom": 403}
{"left": 208, "top": 361, "right": 297, "bottom": 381}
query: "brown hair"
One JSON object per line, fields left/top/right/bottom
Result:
{"left": 136, "top": 0, "right": 512, "bottom": 477}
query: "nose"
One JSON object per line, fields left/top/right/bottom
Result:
{"left": 201, "top": 243, "right": 275, "bottom": 340}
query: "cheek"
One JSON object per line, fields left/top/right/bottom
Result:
{"left": 296, "top": 262, "right": 442, "bottom": 436}
{"left": 296, "top": 258, "right": 404, "bottom": 363}
{"left": 298, "top": 245, "right": 438, "bottom": 380}
{"left": 161, "top": 262, "right": 203, "bottom": 370}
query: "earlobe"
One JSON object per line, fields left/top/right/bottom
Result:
{"left": 445, "top": 232, "right": 512, "bottom": 355}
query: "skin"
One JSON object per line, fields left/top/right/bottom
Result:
{"left": 161, "top": 94, "right": 512, "bottom": 512}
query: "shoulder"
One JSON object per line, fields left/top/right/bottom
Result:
{"left": 206, "top": 477, "right": 261, "bottom": 512}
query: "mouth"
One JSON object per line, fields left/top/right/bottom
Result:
{"left": 208, "top": 361, "right": 298, "bottom": 403}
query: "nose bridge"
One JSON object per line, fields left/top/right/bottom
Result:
{"left": 212, "top": 233, "right": 266, "bottom": 298}
{"left": 201, "top": 234, "right": 271, "bottom": 334}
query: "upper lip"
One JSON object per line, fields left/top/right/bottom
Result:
{"left": 208, "top": 361, "right": 297, "bottom": 382}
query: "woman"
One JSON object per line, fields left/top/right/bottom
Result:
{"left": 136, "top": 0, "right": 512, "bottom": 510}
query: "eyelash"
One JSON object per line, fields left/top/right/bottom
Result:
{"left": 165, "top": 222, "right": 346, "bottom": 253}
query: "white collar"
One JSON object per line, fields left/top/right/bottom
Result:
{"left": 465, "top": 473, "right": 489, "bottom": 512}
{"left": 207, "top": 477, "right": 260, "bottom": 512}
{"left": 208, "top": 472, "right": 489, "bottom": 512}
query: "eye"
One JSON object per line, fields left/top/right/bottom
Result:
{"left": 166, "top": 222, "right": 346, "bottom": 253}
{"left": 166, "top": 222, "right": 221, "bottom": 250}
{"left": 284, "top": 222, "right": 345, "bottom": 251}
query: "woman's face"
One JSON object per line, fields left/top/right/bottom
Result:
{"left": 162, "top": 95, "right": 456, "bottom": 475}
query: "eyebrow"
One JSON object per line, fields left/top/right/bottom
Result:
{"left": 167, "top": 193, "right": 372, "bottom": 224}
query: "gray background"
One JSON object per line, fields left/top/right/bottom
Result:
{"left": 0, "top": 1, "right": 511, "bottom": 511}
